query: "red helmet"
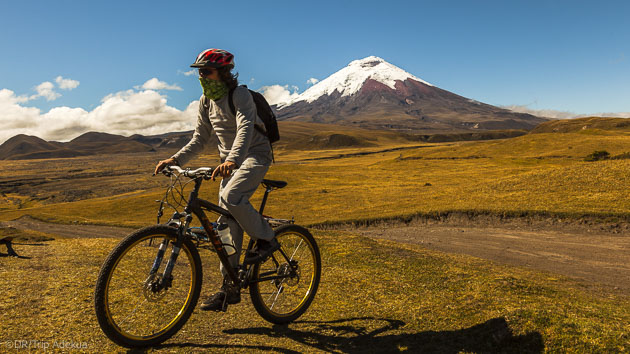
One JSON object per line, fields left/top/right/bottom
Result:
{"left": 190, "top": 48, "right": 234, "bottom": 68}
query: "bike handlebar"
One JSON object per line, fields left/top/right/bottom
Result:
{"left": 163, "top": 165, "right": 214, "bottom": 179}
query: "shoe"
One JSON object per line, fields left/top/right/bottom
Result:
{"left": 244, "top": 238, "right": 280, "bottom": 265}
{"left": 200, "top": 278, "right": 241, "bottom": 311}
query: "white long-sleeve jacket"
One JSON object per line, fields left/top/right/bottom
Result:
{"left": 172, "top": 86, "right": 272, "bottom": 167}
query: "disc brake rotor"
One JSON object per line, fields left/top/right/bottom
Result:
{"left": 143, "top": 274, "right": 168, "bottom": 302}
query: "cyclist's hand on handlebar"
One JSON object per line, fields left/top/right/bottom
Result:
{"left": 211, "top": 161, "right": 237, "bottom": 181}
{"left": 154, "top": 158, "right": 177, "bottom": 176}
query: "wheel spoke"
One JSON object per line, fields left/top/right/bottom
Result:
{"left": 289, "top": 239, "right": 303, "bottom": 261}
{"left": 97, "top": 230, "right": 200, "bottom": 343}
{"left": 266, "top": 286, "right": 280, "bottom": 304}
{"left": 251, "top": 228, "right": 320, "bottom": 323}
{"left": 270, "top": 285, "right": 284, "bottom": 310}
{"left": 119, "top": 298, "right": 147, "bottom": 327}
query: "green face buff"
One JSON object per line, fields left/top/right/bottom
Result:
{"left": 199, "top": 77, "right": 228, "bottom": 101}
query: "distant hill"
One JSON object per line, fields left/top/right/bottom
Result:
{"left": 273, "top": 121, "right": 527, "bottom": 150}
{"left": 0, "top": 134, "right": 85, "bottom": 160}
{"left": 129, "top": 131, "right": 201, "bottom": 148}
{"left": 0, "top": 121, "right": 535, "bottom": 160}
{"left": 276, "top": 56, "right": 548, "bottom": 133}
{"left": 273, "top": 122, "right": 407, "bottom": 150}
{"left": 530, "top": 117, "right": 630, "bottom": 134}
{"left": 0, "top": 124, "right": 407, "bottom": 160}
{"left": 66, "top": 132, "right": 157, "bottom": 154}
{"left": 0, "top": 132, "right": 159, "bottom": 160}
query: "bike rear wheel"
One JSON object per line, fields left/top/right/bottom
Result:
{"left": 94, "top": 225, "right": 202, "bottom": 348}
{"left": 249, "top": 224, "right": 321, "bottom": 324}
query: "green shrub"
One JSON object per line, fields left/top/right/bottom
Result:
{"left": 585, "top": 150, "right": 610, "bottom": 161}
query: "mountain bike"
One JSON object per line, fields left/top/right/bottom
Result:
{"left": 94, "top": 166, "right": 321, "bottom": 348}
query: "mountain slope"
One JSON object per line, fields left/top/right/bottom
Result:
{"left": 0, "top": 132, "right": 157, "bottom": 160}
{"left": 0, "top": 135, "right": 82, "bottom": 160}
{"left": 66, "top": 132, "right": 156, "bottom": 154}
{"left": 530, "top": 117, "right": 630, "bottom": 134}
{"left": 276, "top": 56, "right": 547, "bottom": 133}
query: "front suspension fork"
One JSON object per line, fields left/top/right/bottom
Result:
{"left": 150, "top": 216, "right": 191, "bottom": 289}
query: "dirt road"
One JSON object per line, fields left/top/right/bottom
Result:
{"left": 0, "top": 216, "right": 133, "bottom": 239}
{"left": 3, "top": 216, "right": 629, "bottom": 295}
{"left": 354, "top": 223, "right": 630, "bottom": 295}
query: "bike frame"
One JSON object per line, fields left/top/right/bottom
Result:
{"left": 186, "top": 177, "right": 240, "bottom": 284}
{"left": 156, "top": 173, "right": 297, "bottom": 291}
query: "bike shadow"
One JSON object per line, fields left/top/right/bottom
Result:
{"left": 145, "top": 342, "right": 301, "bottom": 353}
{"left": 0, "top": 242, "right": 36, "bottom": 259}
{"left": 222, "top": 316, "right": 544, "bottom": 353}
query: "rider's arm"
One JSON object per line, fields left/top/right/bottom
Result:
{"left": 171, "top": 96, "right": 214, "bottom": 166}
{"left": 224, "top": 87, "right": 255, "bottom": 168}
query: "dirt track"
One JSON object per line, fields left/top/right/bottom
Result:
{"left": 0, "top": 216, "right": 133, "bottom": 239}
{"left": 354, "top": 223, "right": 630, "bottom": 295}
{"left": 3, "top": 216, "right": 629, "bottom": 295}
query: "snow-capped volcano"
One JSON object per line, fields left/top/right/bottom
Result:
{"left": 280, "top": 56, "right": 432, "bottom": 108}
{"left": 275, "top": 56, "right": 547, "bottom": 133}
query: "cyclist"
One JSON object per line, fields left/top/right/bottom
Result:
{"left": 154, "top": 48, "right": 278, "bottom": 311}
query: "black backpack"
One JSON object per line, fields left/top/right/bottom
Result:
{"left": 228, "top": 85, "right": 280, "bottom": 144}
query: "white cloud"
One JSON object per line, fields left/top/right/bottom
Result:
{"left": 502, "top": 105, "right": 576, "bottom": 119}
{"left": 503, "top": 104, "right": 630, "bottom": 119}
{"left": 0, "top": 81, "right": 198, "bottom": 144}
{"left": 55, "top": 76, "right": 80, "bottom": 90}
{"left": 258, "top": 84, "right": 300, "bottom": 106}
{"left": 138, "top": 78, "right": 183, "bottom": 91}
{"left": 307, "top": 78, "right": 319, "bottom": 85}
{"left": 578, "top": 111, "right": 630, "bottom": 118}
{"left": 0, "top": 89, "right": 42, "bottom": 129}
{"left": 181, "top": 69, "right": 197, "bottom": 77}
{"left": 19, "top": 76, "right": 79, "bottom": 103}
{"left": 32, "top": 81, "right": 61, "bottom": 101}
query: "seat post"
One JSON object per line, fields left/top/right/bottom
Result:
{"left": 258, "top": 187, "right": 272, "bottom": 214}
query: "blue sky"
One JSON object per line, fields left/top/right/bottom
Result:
{"left": 1, "top": 0, "right": 629, "bottom": 142}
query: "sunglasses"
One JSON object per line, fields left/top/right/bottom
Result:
{"left": 199, "top": 68, "right": 217, "bottom": 76}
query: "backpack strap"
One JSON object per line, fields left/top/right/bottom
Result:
{"left": 227, "top": 87, "right": 236, "bottom": 116}
{"left": 228, "top": 86, "right": 275, "bottom": 163}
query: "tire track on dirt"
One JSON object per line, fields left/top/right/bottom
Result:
{"left": 4, "top": 215, "right": 629, "bottom": 295}
{"left": 1, "top": 216, "right": 134, "bottom": 238}
{"left": 355, "top": 224, "right": 630, "bottom": 295}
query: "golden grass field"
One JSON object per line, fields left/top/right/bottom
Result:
{"left": 1, "top": 118, "right": 630, "bottom": 351}
{"left": 2, "top": 127, "right": 630, "bottom": 227}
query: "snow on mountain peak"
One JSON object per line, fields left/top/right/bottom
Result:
{"left": 351, "top": 56, "right": 386, "bottom": 68}
{"left": 278, "top": 56, "right": 432, "bottom": 108}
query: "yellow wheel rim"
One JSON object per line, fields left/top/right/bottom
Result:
{"left": 103, "top": 234, "right": 196, "bottom": 340}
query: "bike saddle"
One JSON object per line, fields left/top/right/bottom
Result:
{"left": 262, "top": 179, "right": 287, "bottom": 189}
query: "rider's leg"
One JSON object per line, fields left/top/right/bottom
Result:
{"left": 217, "top": 213, "right": 243, "bottom": 276}
{"left": 219, "top": 155, "right": 274, "bottom": 242}
{"left": 219, "top": 155, "right": 279, "bottom": 263}
{"left": 201, "top": 155, "right": 273, "bottom": 311}
{"left": 202, "top": 210, "right": 242, "bottom": 311}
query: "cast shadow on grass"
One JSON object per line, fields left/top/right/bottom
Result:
{"left": 222, "top": 316, "right": 544, "bottom": 353}
{"left": 138, "top": 343, "right": 301, "bottom": 354}
{"left": 0, "top": 242, "right": 33, "bottom": 259}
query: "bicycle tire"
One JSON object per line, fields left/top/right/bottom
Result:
{"left": 94, "top": 225, "right": 202, "bottom": 348}
{"left": 249, "top": 224, "right": 321, "bottom": 324}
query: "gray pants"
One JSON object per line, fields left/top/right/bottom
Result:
{"left": 218, "top": 155, "right": 274, "bottom": 276}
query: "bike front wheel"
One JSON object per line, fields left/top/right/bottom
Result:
{"left": 94, "top": 225, "right": 202, "bottom": 348}
{"left": 249, "top": 224, "right": 321, "bottom": 324}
